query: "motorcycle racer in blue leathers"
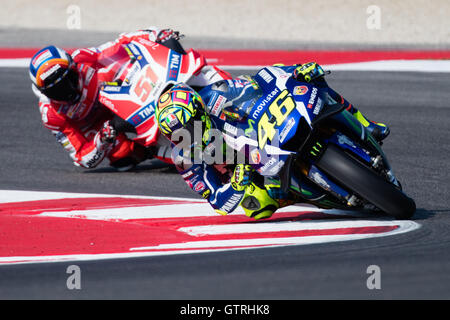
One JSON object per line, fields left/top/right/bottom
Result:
{"left": 155, "top": 63, "right": 389, "bottom": 219}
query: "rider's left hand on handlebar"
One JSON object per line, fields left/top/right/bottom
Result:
{"left": 156, "top": 29, "right": 181, "bottom": 43}
{"left": 293, "top": 62, "right": 325, "bottom": 83}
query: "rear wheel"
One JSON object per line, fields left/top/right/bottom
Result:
{"left": 316, "top": 144, "right": 416, "bottom": 219}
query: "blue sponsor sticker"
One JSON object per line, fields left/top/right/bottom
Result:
{"left": 127, "top": 102, "right": 156, "bottom": 127}
{"left": 166, "top": 51, "right": 182, "bottom": 81}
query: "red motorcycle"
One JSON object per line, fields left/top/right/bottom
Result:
{"left": 98, "top": 37, "right": 229, "bottom": 163}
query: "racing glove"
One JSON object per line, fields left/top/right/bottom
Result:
{"left": 143, "top": 27, "right": 182, "bottom": 43}
{"left": 99, "top": 120, "right": 117, "bottom": 144}
{"left": 231, "top": 164, "right": 254, "bottom": 192}
{"left": 293, "top": 62, "right": 325, "bottom": 83}
{"left": 156, "top": 29, "right": 182, "bottom": 43}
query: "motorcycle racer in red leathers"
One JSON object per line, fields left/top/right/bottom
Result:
{"left": 29, "top": 27, "right": 231, "bottom": 171}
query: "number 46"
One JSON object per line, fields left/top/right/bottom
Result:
{"left": 257, "top": 89, "right": 296, "bottom": 149}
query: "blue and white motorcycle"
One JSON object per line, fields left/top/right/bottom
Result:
{"left": 216, "top": 66, "right": 416, "bottom": 219}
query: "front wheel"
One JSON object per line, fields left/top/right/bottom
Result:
{"left": 316, "top": 144, "right": 416, "bottom": 219}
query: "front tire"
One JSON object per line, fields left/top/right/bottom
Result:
{"left": 316, "top": 144, "right": 416, "bottom": 219}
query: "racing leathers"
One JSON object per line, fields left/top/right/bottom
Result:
{"left": 33, "top": 28, "right": 231, "bottom": 170}
{"left": 174, "top": 64, "right": 389, "bottom": 219}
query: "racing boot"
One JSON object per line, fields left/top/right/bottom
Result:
{"left": 240, "top": 183, "right": 279, "bottom": 220}
{"left": 346, "top": 105, "right": 390, "bottom": 142}
{"left": 231, "top": 164, "right": 279, "bottom": 219}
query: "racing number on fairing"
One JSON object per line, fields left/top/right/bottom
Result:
{"left": 134, "top": 66, "right": 157, "bottom": 103}
{"left": 258, "top": 89, "right": 295, "bottom": 149}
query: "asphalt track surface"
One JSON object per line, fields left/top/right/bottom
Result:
{"left": 0, "top": 67, "right": 450, "bottom": 299}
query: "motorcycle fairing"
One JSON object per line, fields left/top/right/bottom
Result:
{"left": 221, "top": 67, "right": 328, "bottom": 176}
{"left": 98, "top": 40, "right": 207, "bottom": 146}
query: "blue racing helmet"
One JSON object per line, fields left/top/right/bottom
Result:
{"left": 29, "top": 46, "right": 81, "bottom": 102}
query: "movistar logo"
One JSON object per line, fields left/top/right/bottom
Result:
{"left": 251, "top": 87, "right": 279, "bottom": 120}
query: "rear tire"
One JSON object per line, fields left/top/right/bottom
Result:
{"left": 316, "top": 144, "right": 416, "bottom": 219}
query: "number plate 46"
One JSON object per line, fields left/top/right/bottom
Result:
{"left": 257, "top": 89, "right": 296, "bottom": 149}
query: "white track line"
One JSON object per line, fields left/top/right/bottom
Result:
{"left": 0, "top": 189, "right": 201, "bottom": 204}
{"left": 2, "top": 58, "right": 450, "bottom": 72}
{"left": 220, "top": 60, "right": 450, "bottom": 72}
{"left": 178, "top": 220, "right": 416, "bottom": 236}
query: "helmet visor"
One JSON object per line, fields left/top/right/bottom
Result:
{"left": 40, "top": 68, "right": 80, "bottom": 102}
